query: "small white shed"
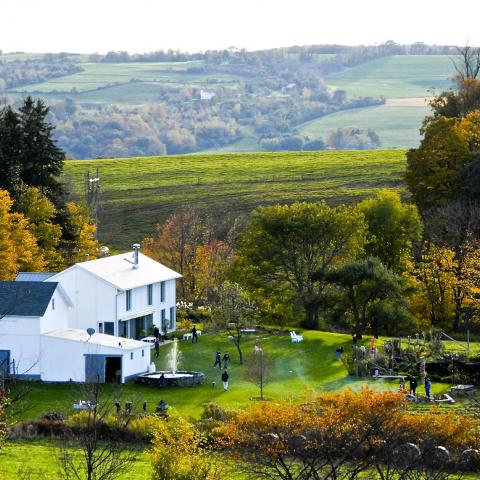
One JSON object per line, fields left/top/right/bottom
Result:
{"left": 41, "top": 329, "right": 150, "bottom": 383}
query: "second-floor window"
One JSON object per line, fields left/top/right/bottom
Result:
{"left": 147, "top": 284, "right": 153, "bottom": 305}
{"left": 160, "top": 281, "right": 165, "bottom": 302}
{"left": 126, "top": 290, "right": 132, "bottom": 311}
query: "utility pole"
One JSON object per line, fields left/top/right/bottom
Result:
{"left": 85, "top": 167, "right": 101, "bottom": 240}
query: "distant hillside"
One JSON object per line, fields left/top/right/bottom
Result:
{"left": 1, "top": 45, "right": 458, "bottom": 158}
{"left": 63, "top": 150, "right": 407, "bottom": 249}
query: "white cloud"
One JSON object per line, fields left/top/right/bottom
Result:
{"left": 1, "top": 0, "right": 478, "bottom": 53}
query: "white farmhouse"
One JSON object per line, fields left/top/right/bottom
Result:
{"left": 46, "top": 246, "right": 181, "bottom": 339}
{"left": 0, "top": 246, "right": 181, "bottom": 383}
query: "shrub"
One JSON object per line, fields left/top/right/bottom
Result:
{"left": 0, "top": 388, "right": 7, "bottom": 448}
{"left": 128, "top": 415, "right": 165, "bottom": 441}
{"left": 177, "top": 319, "right": 193, "bottom": 331}
{"left": 150, "top": 411, "right": 225, "bottom": 480}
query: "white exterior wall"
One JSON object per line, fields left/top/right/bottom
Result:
{"left": 0, "top": 315, "right": 41, "bottom": 377}
{"left": 39, "top": 289, "right": 72, "bottom": 334}
{"left": 39, "top": 336, "right": 150, "bottom": 382}
{"left": 47, "top": 268, "right": 117, "bottom": 334}
{"left": 0, "top": 288, "right": 71, "bottom": 378}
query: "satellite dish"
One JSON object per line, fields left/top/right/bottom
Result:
{"left": 87, "top": 328, "right": 95, "bottom": 337}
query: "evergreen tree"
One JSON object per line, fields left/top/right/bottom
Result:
{"left": 18, "top": 97, "right": 65, "bottom": 203}
{"left": 0, "top": 106, "right": 23, "bottom": 196}
{"left": 0, "top": 97, "right": 65, "bottom": 203}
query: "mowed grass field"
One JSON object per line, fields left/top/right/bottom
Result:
{"left": 12, "top": 60, "right": 244, "bottom": 93}
{"left": 299, "top": 103, "right": 429, "bottom": 148}
{"left": 326, "top": 55, "right": 456, "bottom": 98}
{"left": 63, "top": 150, "right": 407, "bottom": 248}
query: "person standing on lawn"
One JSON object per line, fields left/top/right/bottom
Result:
{"left": 222, "top": 352, "right": 230, "bottom": 369}
{"left": 191, "top": 325, "right": 198, "bottom": 343}
{"left": 425, "top": 377, "right": 431, "bottom": 398}
{"left": 221, "top": 370, "right": 229, "bottom": 391}
{"left": 409, "top": 377, "right": 418, "bottom": 396}
{"left": 213, "top": 350, "right": 222, "bottom": 368}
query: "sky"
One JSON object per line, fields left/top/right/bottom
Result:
{"left": 1, "top": 0, "right": 479, "bottom": 54}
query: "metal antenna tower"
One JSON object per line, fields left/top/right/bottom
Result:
{"left": 85, "top": 167, "right": 101, "bottom": 240}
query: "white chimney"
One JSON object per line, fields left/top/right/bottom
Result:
{"left": 132, "top": 243, "right": 140, "bottom": 269}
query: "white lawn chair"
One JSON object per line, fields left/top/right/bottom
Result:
{"left": 290, "top": 331, "right": 304, "bottom": 343}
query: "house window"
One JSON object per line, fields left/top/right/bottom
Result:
{"left": 147, "top": 284, "right": 153, "bottom": 306}
{"left": 142, "top": 349, "right": 145, "bottom": 357}
{"left": 52, "top": 298, "right": 55, "bottom": 310}
{"left": 104, "top": 322, "right": 114, "bottom": 335}
{"left": 160, "top": 281, "right": 165, "bottom": 302}
{"left": 126, "top": 290, "right": 132, "bottom": 311}
{"left": 119, "top": 321, "right": 128, "bottom": 338}
{"left": 98, "top": 322, "right": 103, "bottom": 333}
{"left": 169, "top": 306, "right": 175, "bottom": 330}
{"left": 161, "top": 309, "right": 166, "bottom": 331}
{"left": 130, "top": 352, "right": 133, "bottom": 360}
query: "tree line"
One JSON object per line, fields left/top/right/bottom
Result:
{"left": 0, "top": 96, "right": 100, "bottom": 278}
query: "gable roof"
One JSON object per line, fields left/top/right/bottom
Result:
{"left": 0, "top": 281, "right": 58, "bottom": 317}
{"left": 55, "top": 252, "right": 181, "bottom": 291}
{"left": 15, "top": 272, "right": 56, "bottom": 282}
{"left": 44, "top": 328, "right": 147, "bottom": 350}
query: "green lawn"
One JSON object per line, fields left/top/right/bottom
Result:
{"left": 0, "top": 440, "right": 151, "bottom": 480}
{"left": 63, "top": 150, "right": 407, "bottom": 248}
{"left": 299, "top": 103, "right": 429, "bottom": 148}
{"left": 11, "top": 61, "right": 245, "bottom": 93}
{"left": 11, "top": 330, "right": 455, "bottom": 424}
{"left": 326, "top": 55, "right": 456, "bottom": 98}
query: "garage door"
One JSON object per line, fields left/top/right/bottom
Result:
{"left": 0, "top": 350, "right": 10, "bottom": 377}
{"left": 85, "top": 354, "right": 105, "bottom": 383}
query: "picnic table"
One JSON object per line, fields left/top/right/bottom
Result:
{"left": 73, "top": 401, "right": 97, "bottom": 410}
{"left": 183, "top": 331, "right": 202, "bottom": 340}
{"left": 240, "top": 328, "right": 257, "bottom": 334}
{"left": 450, "top": 384, "right": 476, "bottom": 396}
{"left": 141, "top": 336, "right": 157, "bottom": 346}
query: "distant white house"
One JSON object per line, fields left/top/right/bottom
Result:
{"left": 200, "top": 89, "right": 216, "bottom": 100}
{"left": 0, "top": 245, "right": 181, "bottom": 383}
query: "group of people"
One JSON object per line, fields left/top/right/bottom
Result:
{"left": 213, "top": 350, "right": 230, "bottom": 369}
{"left": 399, "top": 376, "right": 432, "bottom": 398}
{"left": 114, "top": 399, "right": 170, "bottom": 415}
{"left": 213, "top": 350, "right": 230, "bottom": 390}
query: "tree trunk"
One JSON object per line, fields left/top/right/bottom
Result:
{"left": 234, "top": 331, "right": 243, "bottom": 364}
{"left": 349, "top": 287, "right": 362, "bottom": 339}
{"left": 453, "top": 288, "right": 463, "bottom": 332}
{"left": 304, "top": 306, "right": 318, "bottom": 329}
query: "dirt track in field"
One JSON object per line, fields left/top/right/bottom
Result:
{"left": 385, "top": 97, "right": 430, "bottom": 107}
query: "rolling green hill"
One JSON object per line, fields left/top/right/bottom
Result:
{"left": 325, "top": 55, "right": 456, "bottom": 98}
{"left": 63, "top": 150, "right": 407, "bottom": 248}
{"left": 299, "top": 102, "right": 429, "bottom": 149}
{"left": 13, "top": 60, "right": 243, "bottom": 93}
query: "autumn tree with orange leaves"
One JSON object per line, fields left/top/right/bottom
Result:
{"left": 142, "top": 207, "right": 232, "bottom": 304}
{"left": 0, "top": 189, "right": 45, "bottom": 280}
{"left": 219, "top": 388, "right": 478, "bottom": 480}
